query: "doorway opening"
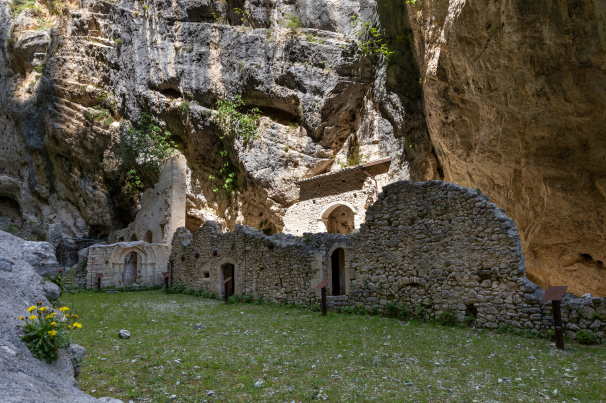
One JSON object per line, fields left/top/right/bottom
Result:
{"left": 331, "top": 248, "right": 345, "bottom": 296}
{"left": 222, "top": 263, "right": 235, "bottom": 299}
{"left": 130, "top": 233, "right": 137, "bottom": 241}
{"left": 124, "top": 252, "right": 138, "bottom": 283}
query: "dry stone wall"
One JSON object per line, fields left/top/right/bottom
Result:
{"left": 170, "top": 180, "right": 606, "bottom": 342}
{"left": 171, "top": 222, "right": 352, "bottom": 304}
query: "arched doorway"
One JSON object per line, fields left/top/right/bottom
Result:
{"left": 124, "top": 252, "right": 138, "bottom": 283}
{"left": 130, "top": 233, "right": 137, "bottom": 241}
{"left": 330, "top": 248, "right": 345, "bottom": 295}
{"left": 145, "top": 230, "right": 153, "bottom": 243}
{"left": 323, "top": 204, "right": 355, "bottom": 234}
{"left": 221, "top": 263, "right": 235, "bottom": 299}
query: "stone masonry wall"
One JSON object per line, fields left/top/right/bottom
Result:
{"left": 170, "top": 180, "right": 606, "bottom": 342}
{"left": 171, "top": 222, "right": 352, "bottom": 304}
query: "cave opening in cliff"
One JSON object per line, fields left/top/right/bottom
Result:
{"left": 254, "top": 105, "right": 300, "bottom": 126}
{"left": 0, "top": 196, "right": 23, "bottom": 228}
{"left": 158, "top": 87, "right": 182, "bottom": 100}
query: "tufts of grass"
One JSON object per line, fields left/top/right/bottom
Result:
{"left": 66, "top": 291, "right": 606, "bottom": 402}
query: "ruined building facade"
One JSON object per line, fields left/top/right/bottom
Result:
{"left": 170, "top": 180, "right": 606, "bottom": 342}
{"left": 84, "top": 155, "right": 186, "bottom": 287}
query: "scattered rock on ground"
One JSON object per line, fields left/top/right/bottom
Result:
{"left": 118, "top": 330, "right": 131, "bottom": 339}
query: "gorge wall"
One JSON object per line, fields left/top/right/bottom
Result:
{"left": 0, "top": 0, "right": 605, "bottom": 296}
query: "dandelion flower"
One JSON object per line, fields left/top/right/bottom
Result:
{"left": 68, "top": 325, "right": 72, "bottom": 329}
{"left": 18, "top": 316, "right": 24, "bottom": 320}
{"left": 27, "top": 306, "right": 36, "bottom": 313}
{"left": 29, "top": 315, "right": 37, "bottom": 320}
{"left": 51, "top": 322, "right": 57, "bottom": 326}
{"left": 38, "top": 307, "right": 48, "bottom": 311}
{"left": 65, "top": 314, "right": 70, "bottom": 318}
{"left": 59, "top": 307, "right": 69, "bottom": 312}
{"left": 73, "top": 322, "right": 82, "bottom": 329}
{"left": 73, "top": 315, "right": 79, "bottom": 319}
{"left": 45, "top": 313, "right": 56, "bottom": 318}
{"left": 48, "top": 330, "right": 57, "bottom": 336}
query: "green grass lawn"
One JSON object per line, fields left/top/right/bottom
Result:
{"left": 63, "top": 291, "right": 606, "bottom": 403}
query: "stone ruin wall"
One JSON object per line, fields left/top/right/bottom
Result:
{"left": 110, "top": 155, "right": 187, "bottom": 244}
{"left": 85, "top": 241, "right": 170, "bottom": 288}
{"left": 283, "top": 165, "right": 391, "bottom": 236}
{"left": 171, "top": 222, "right": 352, "bottom": 304}
{"left": 170, "top": 180, "right": 606, "bottom": 342}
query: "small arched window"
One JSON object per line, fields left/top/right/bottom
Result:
{"left": 145, "top": 230, "right": 153, "bottom": 243}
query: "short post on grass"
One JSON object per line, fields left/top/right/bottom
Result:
{"left": 542, "top": 286, "right": 568, "bottom": 349}
{"left": 316, "top": 278, "right": 330, "bottom": 316}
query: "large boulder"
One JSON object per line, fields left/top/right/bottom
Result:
{"left": 0, "top": 230, "right": 121, "bottom": 403}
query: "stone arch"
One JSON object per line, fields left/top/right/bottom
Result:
{"left": 389, "top": 277, "right": 434, "bottom": 304}
{"left": 110, "top": 245, "right": 157, "bottom": 286}
{"left": 130, "top": 233, "right": 137, "bottom": 241}
{"left": 320, "top": 201, "right": 359, "bottom": 234}
{"left": 145, "top": 230, "right": 153, "bottom": 243}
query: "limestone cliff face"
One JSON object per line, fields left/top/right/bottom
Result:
{"left": 406, "top": 0, "right": 606, "bottom": 296}
{"left": 0, "top": 0, "right": 432, "bottom": 243}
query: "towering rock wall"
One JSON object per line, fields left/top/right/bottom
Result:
{"left": 0, "top": 0, "right": 432, "bottom": 246}
{"left": 405, "top": 0, "right": 606, "bottom": 296}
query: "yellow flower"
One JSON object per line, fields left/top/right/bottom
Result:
{"left": 45, "top": 313, "right": 57, "bottom": 319}
{"left": 59, "top": 307, "right": 69, "bottom": 312}
{"left": 18, "top": 317, "right": 24, "bottom": 320}
{"left": 50, "top": 322, "right": 57, "bottom": 326}
{"left": 38, "top": 307, "right": 48, "bottom": 312}
{"left": 68, "top": 325, "right": 72, "bottom": 329}
{"left": 73, "top": 315, "right": 79, "bottom": 319}
{"left": 29, "top": 315, "right": 37, "bottom": 320}
{"left": 65, "top": 314, "right": 70, "bottom": 318}
{"left": 27, "top": 306, "right": 36, "bottom": 313}
{"left": 48, "top": 330, "right": 57, "bottom": 336}
{"left": 73, "top": 322, "right": 82, "bottom": 329}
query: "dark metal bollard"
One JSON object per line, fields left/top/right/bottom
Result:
{"left": 95, "top": 273, "right": 103, "bottom": 291}
{"left": 162, "top": 272, "right": 169, "bottom": 293}
{"left": 315, "top": 278, "right": 330, "bottom": 317}
{"left": 542, "top": 286, "right": 568, "bottom": 350}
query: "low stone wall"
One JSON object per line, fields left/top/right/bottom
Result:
{"left": 170, "top": 180, "right": 606, "bottom": 343}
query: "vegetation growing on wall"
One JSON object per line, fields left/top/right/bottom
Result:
{"left": 211, "top": 95, "right": 260, "bottom": 144}
{"left": 351, "top": 15, "right": 394, "bottom": 59}
{"left": 105, "top": 113, "right": 177, "bottom": 174}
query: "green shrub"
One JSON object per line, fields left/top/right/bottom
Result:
{"left": 227, "top": 295, "right": 236, "bottom": 304}
{"left": 413, "top": 304, "right": 426, "bottom": 320}
{"left": 167, "top": 284, "right": 186, "bottom": 294}
{"left": 438, "top": 308, "right": 457, "bottom": 325}
{"left": 310, "top": 304, "right": 322, "bottom": 312}
{"left": 305, "top": 33, "right": 315, "bottom": 42}
{"left": 397, "top": 303, "right": 411, "bottom": 320}
{"left": 2, "top": 222, "right": 20, "bottom": 234}
{"left": 211, "top": 95, "right": 260, "bottom": 143}
{"left": 576, "top": 329, "right": 598, "bottom": 344}
{"left": 354, "top": 303, "right": 367, "bottom": 315}
{"left": 114, "top": 38, "right": 123, "bottom": 47}
{"left": 283, "top": 14, "right": 303, "bottom": 32}
{"left": 183, "top": 287, "right": 196, "bottom": 295}
{"left": 256, "top": 295, "right": 264, "bottom": 304}
{"left": 243, "top": 294, "right": 253, "bottom": 303}
{"left": 342, "top": 306, "right": 354, "bottom": 314}
{"left": 464, "top": 314, "right": 476, "bottom": 323}
{"left": 44, "top": 273, "right": 66, "bottom": 295}
{"left": 368, "top": 306, "right": 379, "bottom": 316}
{"left": 384, "top": 301, "right": 399, "bottom": 318}
{"left": 18, "top": 304, "right": 82, "bottom": 363}
{"left": 180, "top": 101, "right": 189, "bottom": 114}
